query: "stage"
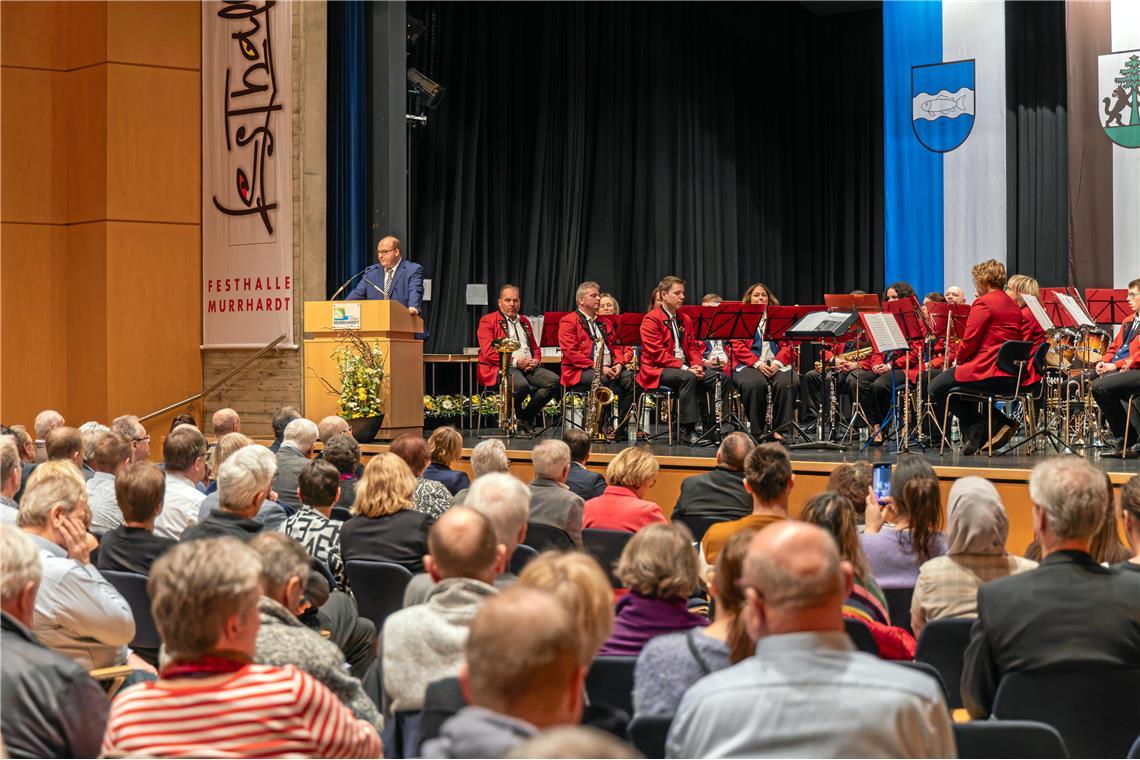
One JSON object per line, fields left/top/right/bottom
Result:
{"left": 360, "top": 431, "right": 1140, "bottom": 557}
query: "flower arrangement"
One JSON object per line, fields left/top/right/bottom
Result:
{"left": 332, "top": 332, "right": 385, "bottom": 420}
{"left": 425, "top": 394, "right": 466, "bottom": 418}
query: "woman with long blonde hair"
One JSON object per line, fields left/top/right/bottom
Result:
{"left": 339, "top": 453, "right": 434, "bottom": 574}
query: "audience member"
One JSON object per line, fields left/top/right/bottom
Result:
{"left": 340, "top": 452, "right": 435, "bottom": 574}
{"left": 101, "top": 537, "right": 382, "bottom": 757}
{"left": 425, "top": 426, "right": 471, "bottom": 495}
{"left": 827, "top": 460, "right": 873, "bottom": 526}
{"left": 284, "top": 459, "right": 347, "bottom": 587}
{"left": 45, "top": 426, "right": 83, "bottom": 470}
{"left": 199, "top": 432, "right": 288, "bottom": 529}
{"left": 406, "top": 472, "right": 530, "bottom": 606}
{"left": 860, "top": 453, "right": 947, "bottom": 589}
{"left": 323, "top": 432, "right": 361, "bottom": 509}
{"left": 182, "top": 445, "right": 276, "bottom": 543}
{"left": 701, "top": 443, "right": 791, "bottom": 568}
{"left": 273, "top": 417, "right": 319, "bottom": 511}
{"left": 317, "top": 414, "right": 351, "bottom": 444}
{"left": 963, "top": 457, "right": 1140, "bottom": 718}
{"left": 671, "top": 431, "right": 753, "bottom": 526}
{"left": 33, "top": 409, "right": 64, "bottom": 463}
{"left": 0, "top": 524, "right": 110, "bottom": 758}
{"left": 168, "top": 412, "right": 198, "bottom": 431}
{"left": 10, "top": 424, "right": 35, "bottom": 464}
{"left": 270, "top": 404, "right": 301, "bottom": 453}
{"left": 1115, "top": 474, "right": 1140, "bottom": 572}
{"left": 582, "top": 446, "right": 666, "bottom": 531}
{"left": 801, "top": 491, "right": 915, "bottom": 660}
{"left": 391, "top": 432, "right": 454, "bottom": 518}
{"left": 562, "top": 429, "right": 606, "bottom": 501}
{"left": 529, "top": 439, "right": 585, "bottom": 547}
{"left": 506, "top": 726, "right": 639, "bottom": 759}
{"left": 17, "top": 461, "right": 136, "bottom": 669}
{"left": 77, "top": 422, "right": 109, "bottom": 479}
{"left": 634, "top": 528, "right": 754, "bottom": 717}
{"left": 86, "top": 431, "right": 133, "bottom": 534}
{"left": 111, "top": 414, "right": 151, "bottom": 464}
{"left": 911, "top": 477, "right": 1036, "bottom": 636}
{"left": 383, "top": 507, "right": 505, "bottom": 712}
{"left": 669, "top": 522, "right": 954, "bottom": 758}
{"left": 249, "top": 532, "right": 381, "bottom": 728}
{"left": 1090, "top": 471, "right": 1130, "bottom": 564}
{"left": 96, "top": 462, "right": 177, "bottom": 576}
{"left": 421, "top": 588, "right": 585, "bottom": 758}
{"left": 211, "top": 407, "right": 241, "bottom": 439}
{"left": 600, "top": 522, "right": 707, "bottom": 656}
{"left": 1, "top": 436, "right": 21, "bottom": 523}
{"left": 452, "top": 439, "right": 510, "bottom": 505}
{"left": 156, "top": 424, "right": 208, "bottom": 539}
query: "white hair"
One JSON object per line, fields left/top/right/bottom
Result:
{"left": 532, "top": 439, "right": 571, "bottom": 481}
{"left": 0, "top": 436, "right": 19, "bottom": 484}
{"left": 470, "top": 439, "right": 509, "bottom": 477}
{"left": 34, "top": 410, "right": 64, "bottom": 439}
{"left": 0, "top": 524, "right": 42, "bottom": 602}
{"left": 79, "top": 422, "right": 110, "bottom": 461}
{"left": 111, "top": 415, "right": 144, "bottom": 440}
{"left": 219, "top": 445, "right": 277, "bottom": 512}
{"left": 17, "top": 461, "right": 87, "bottom": 528}
{"left": 1028, "top": 457, "right": 1106, "bottom": 541}
{"left": 283, "top": 418, "right": 319, "bottom": 454}
{"left": 466, "top": 473, "right": 530, "bottom": 554}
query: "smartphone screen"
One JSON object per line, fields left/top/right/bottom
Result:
{"left": 873, "top": 463, "right": 892, "bottom": 503}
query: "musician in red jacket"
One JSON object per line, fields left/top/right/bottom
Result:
{"left": 558, "top": 281, "right": 634, "bottom": 433}
{"left": 476, "top": 284, "right": 560, "bottom": 434}
{"left": 1092, "top": 278, "right": 1140, "bottom": 457}
{"left": 928, "top": 260, "right": 1026, "bottom": 454}
{"left": 867, "top": 284, "right": 922, "bottom": 438}
{"left": 1005, "top": 275, "right": 1046, "bottom": 388}
{"left": 638, "top": 276, "right": 715, "bottom": 445}
{"left": 727, "top": 283, "right": 799, "bottom": 437}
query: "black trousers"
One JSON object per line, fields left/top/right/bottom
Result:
{"left": 315, "top": 590, "right": 377, "bottom": 679}
{"left": 871, "top": 369, "right": 909, "bottom": 425}
{"left": 801, "top": 369, "right": 857, "bottom": 426}
{"left": 1092, "top": 370, "right": 1140, "bottom": 439}
{"left": 508, "top": 366, "right": 560, "bottom": 421}
{"left": 731, "top": 365, "right": 798, "bottom": 434}
{"left": 657, "top": 367, "right": 717, "bottom": 426}
{"left": 572, "top": 368, "right": 635, "bottom": 426}
{"left": 928, "top": 367, "right": 1018, "bottom": 439}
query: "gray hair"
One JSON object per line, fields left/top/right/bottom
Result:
{"left": 0, "top": 524, "right": 42, "bottom": 602}
{"left": 0, "top": 436, "right": 19, "bottom": 484}
{"left": 532, "top": 440, "right": 571, "bottom": 481}
{"left": 111, "top": 414, "right": 144, "bottom": 441}
{"left": 466, "top": 473, "right": 530, "bottom": 554}
{"left": 471, "top": 439, "right": 509, "bottom": 477}
{"left": 78, "top": 421, "right": 109, "bottom": 462}
{"left": 34, "top": 410, "right": 64, "bottom": 439}
{"left": 249, "top": 533, "right": 309, "bottom": 597}
{"left": 717, "top": 431, "right": 753, "bottom": 471}
{"left": 1029, "top": 456, "right": 1106, "bottom": 541}
{"left": 17, "top": 460, "right": 88, "bottom": 528}
{"left": 575, "top": 281, "right": 601, "bottom": 303}
{"left": 283, "top": 418, "right": 319, "bottom": 455}
{"left": 219, "top": 445, "right": 277, "bottom": 512}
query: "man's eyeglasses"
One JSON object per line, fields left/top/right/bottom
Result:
{"left": 134, "top": 435, "right": 151, "bottom": 443}
{"left": 1127, "top": 291, "right": 1140, "bottom": 300}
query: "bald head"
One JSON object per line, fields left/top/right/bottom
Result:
{"left": 318, "top": 415, "right": 351, "bottom": 443}
{"left": 716, "top": 432, "right": 752, "bottom": 471}
{"left": 426, "top": 507, "right": 504, "bottom": 584}
{"left": 212, "top": 408, "right": 241, "bottom": 439}
{"left": 34, "top": 410, "right": 64, "bottom": 440}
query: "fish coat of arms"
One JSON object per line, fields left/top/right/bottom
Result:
{"left": 911, "top": 59, "right": 975, "bottom": 153}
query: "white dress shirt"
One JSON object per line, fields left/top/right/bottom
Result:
{"left": 87, "top": 472, "right": 123, "bottom": 535}
{"left": 662, "top": 307, "right": 686, "bottom": 365}
{"left": 580, "top": 311, "right": 612, "bottom": 367}
{"left": 504, "top": 316, "right": 533, "bottom": 366}
{"left": 155, "top": 473, "right": 206, "bottom": 540}
{"left": 0, "top": 495, "right": 17, "bottom": 524}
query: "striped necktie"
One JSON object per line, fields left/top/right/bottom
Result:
{"left": 383, "top": 268, "right": 395, "bottom": 298}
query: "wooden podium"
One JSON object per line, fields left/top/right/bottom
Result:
{"left": 303, "top": 300, "right": 424, "bottom": 440}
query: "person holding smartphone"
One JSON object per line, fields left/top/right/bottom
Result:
{"left": 859, "top": 456, "right": 947, "bottom": 592}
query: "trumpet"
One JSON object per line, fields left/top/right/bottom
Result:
{"left": 814, "top": 346, "right": 873, "bottom": 373}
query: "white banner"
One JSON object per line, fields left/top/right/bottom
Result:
{"left": 202, "top": 0, "right": 295, "bottom": 348}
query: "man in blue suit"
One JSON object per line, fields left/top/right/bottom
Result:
{"left": 345, "top": 235, "right": 427, "bottom": 337}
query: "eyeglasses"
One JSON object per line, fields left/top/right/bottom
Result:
{"left": 378, "top": 247, "right": 397, "bottom": 255}
{"left": 1128, "top": 291, "right": 1140, "bottom": 300}
{"left": 134, "top": 435, "right": 151, "bottom": 443}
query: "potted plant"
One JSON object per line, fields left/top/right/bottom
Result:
{"left": 332, "top": 331, "right": 386, "bottom": 442}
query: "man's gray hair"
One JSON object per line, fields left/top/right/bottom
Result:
{"left": 17, "top": 461, "right": 87, "bottom": 528}
{"left": 0, "top": 436, "right": 19, "bottom": 484}
{"left": 111, "top": 414, "right": 145, "bottom": 441}
{"left": 219, "top": 445, "right": 277, "bottom": 511}
{"left": 717, "top": 431, "right": 753, "bottom": 471}
{"left": 34, "top": 410, "right": 64, "bottom": 439}
{"left": 575, "top": 281, "right": 601, "bottom": 303}
{"left": 283, "top": 418, "right": 319, "bottom": 454}
{"left": 470, "top": 439, "right": 509, "bottom": 477}
{"left": 0, "top": 524, "right": 42, "bottom": 603}
{"left": 249, "top": 532, "right": 310, "bottom": 596}
{"left": 78, "top": 421, "right": 109, "bottom": 462}
{"left": 532, "top": 440, "right": 571, "bottom": 481}
{"left": 466, "top": 472, "right": 530, "bottom": 554}
{"left": 1029, "top": 456, "right": 1106, "bottom": 541}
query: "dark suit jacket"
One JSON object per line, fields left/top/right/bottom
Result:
{"left": 423, "top": 463, "right": 470, "bottom": 497}
{"left": 273, "top": 445, "right": 309, "bottom": 511}
{"left": 566, "top": 461, "right": 606, "bottom": 501}
{"left": 672, "top": 466, "right": 752, "bottom": 521}
{"left": 962, "top": 550, "right": 1140, "bottom": 718}
{"left": 345, "top": 259, "right": 428, "bottom": 339}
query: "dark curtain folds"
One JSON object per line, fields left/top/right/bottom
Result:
{"left": 327, "top": 0, "right": 369, "bottom": 296}
{"left": 406, "top": 2, "right": 884, "bottom": 352}
{"left": 1005, "top": 0, "right": 1069, "bottom": 286}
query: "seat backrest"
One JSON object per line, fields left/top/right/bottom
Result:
{"left": 915, "top": 617, "right": 974, "bottom": 709}
{"left": 892, "top": 660, "right": 950, "bottom": 706}
{"left": 509, "top": 544, "right": 539, "bottom": 575}
{"left": 582, "top": 528, "right": 634, "bottom": 588}
{"left": 843, "top": 617, "right": 879, "bottom": 656}
{"left": 628, "top": 714, "right": 673, "bottom": 759}
{"left": 882, "top": 587, "right": 915, "bottom": 634}
{"left": 1032, "top": 341, "right": 1050, "bottom": 374}
{"left": 953, "top": 720, "right": 1068, "bottom": 759}
{"left": 995, "top": 340, "right": 1033, "bottom": 378}
{"left": 330, "top": 506, "right": 352, "bottom": 522}
{"left": 344, "top": 560, "right": 414, "bottom": 632}
{"left": 993, "top": 668, "right": 1140, "bottom": 758}
{"left": 676, "top": 514, "right": 730, "bottom": 542}
{"left": 522, "top": 522, "right": 576, "bottom": 552}
{"left": 102, "top": 570, "right": 161, "bottom": 651}
{"left": 584, "top": 655, "right": 638, "bottom": 716}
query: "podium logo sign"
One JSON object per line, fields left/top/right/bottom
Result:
{"left": 911, "top": 59, "right": 976, "bottom": 153}
{"left": 333, "top": 304, "right": 361, "bottom": 331}
{"left": 1100, "top": 50, "right": 1140, "bottom": 149}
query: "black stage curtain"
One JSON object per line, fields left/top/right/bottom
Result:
{"left": 407, "top": 1, "right": 884, "bottom": 352}
{"left": 1005, "top": 0, "right": 1068, "bottom": 286}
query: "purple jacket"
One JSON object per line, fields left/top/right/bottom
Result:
{"left": 599, "top": 592, "right": 709, "bottom": 656}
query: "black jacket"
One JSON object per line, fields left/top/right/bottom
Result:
{"left": 180, "top": 509, "right": 264, "bottom": 544}
{"left": 1, "top": 612, "right": 110, "bottom": 758}
{"left": 566, "top": 462, "right": 606, "bottom": 502}
{"left": 962, "top": 550, "right": 1140, "bottom": 717}
{"left": 671, "top": 466, "right": 752, "bottom": 521}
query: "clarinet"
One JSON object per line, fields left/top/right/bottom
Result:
{"left": 714, "top": 370, "right": 723, "bottom": 433}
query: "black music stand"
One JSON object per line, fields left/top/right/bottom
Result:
{"left": 784, "top": 307, "right": 859, "bottom": 451}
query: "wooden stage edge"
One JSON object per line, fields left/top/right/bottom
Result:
{"left": 354, "top": 435, "right": 1139, "bottom": 557}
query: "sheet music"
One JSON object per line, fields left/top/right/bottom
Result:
{"left": 862, "top": 313, "right": 908, "bottom": 353}
{"left": 792, "top": 311, "right": 848, "bottom": 333}
{"left": 1056, "top": 293, "right": 1094, "bottom": 328}
{"left": 1021, "top": 294, "right": 1053, "bottom": 331}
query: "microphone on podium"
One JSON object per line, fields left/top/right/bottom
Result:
{"left": 330, "top": 268, "right": 386, "bottom": 300}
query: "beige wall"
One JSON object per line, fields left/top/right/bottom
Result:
{"left": 1, "top": 1, "right": 202, "bottom": 439}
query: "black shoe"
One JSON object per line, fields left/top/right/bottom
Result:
{"left": 679, "top": 425, "right": 700, "bottom": 446}
{"left": 987, "top": 423, "right": 1017, "bottom": 452}
{"left": 961, "top": 427, "right": 985, "bottom": 455}
{"left": 516, "top": 419, "right": 534, "bottom": 436}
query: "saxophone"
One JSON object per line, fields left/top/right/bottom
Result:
{"left": 584, "top": 333, "right": 614, "bottom": 440}
{"left": 493, "top": 319, "right": 521, "bottom": 433}
{"left": 814, "top": 346, "right": 873, "bottom": 372}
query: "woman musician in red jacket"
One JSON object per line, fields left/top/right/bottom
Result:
{"left": 726, "top": 282, "right": 799, "bottom": 437}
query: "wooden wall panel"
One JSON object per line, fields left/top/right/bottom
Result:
{"left": 0, "top": 67, "right": 65, "bottom": 224}
{"left": 0, "top": 1, "right": 66, "bottom": 69}
{"left": 61, "top": 0, "right": 108, "bottom": 70}
{"left": 65, "top": 223, "right": 108, "bottom": 424}
{"left": 64, "top": 65, "right": 108, "bottom": 224}
{"left": 107, "top": 1, "right": 200, "bottom": 70}
{"left": 106, "top": 64, "right": 199, "bottom": 224}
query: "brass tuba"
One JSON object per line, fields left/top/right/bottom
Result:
{"left": 493, "top": 321, "right": 521, "bottom": 433}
